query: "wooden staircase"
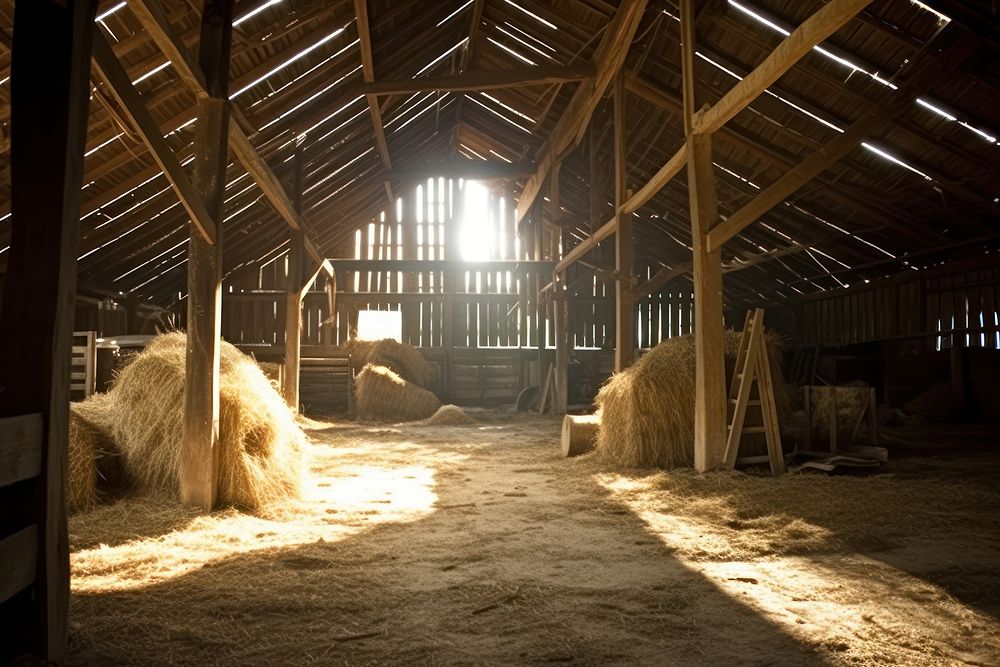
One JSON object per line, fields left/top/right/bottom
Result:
{"left": 723, "top": 309, "right": 785, "bottom": 476}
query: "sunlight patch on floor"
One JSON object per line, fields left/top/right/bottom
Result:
{"left": 71, "top": 442, "right": 453, "bottom": 594}
{"left": 596, "top": 471, "right": 1000, "bottom": 665}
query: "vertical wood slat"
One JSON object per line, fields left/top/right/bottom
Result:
{"left": 0, "top": 525, "right": 39, "bottom": 606}
{"left": 0, "top": 413, "right": 44, "bottom": 488}
{"left": 0, "top": 0, "right": 98, "bottom": 659}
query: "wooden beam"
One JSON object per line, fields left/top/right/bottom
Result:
{"left": 364, "top": 63, "right": 596, "bottom": 95}
{"left": 180, "top": 0, "right": 235, "bottom": 511}
{"left": 283, "top": 148, "right": 304, "bottom": 412}
{"left": 355, "top": 0, "right": 395, "bottom": 205}
{"left": 620, "top": 143, "right": 688, "bottom": 215}
{"left": 449, "top": 0, "right": 485, "bottom": 154}
{"left": 389, "top": 159, "right": 535, "bottom": 180}
{"left": 328, "top": 258, "right": 555, "bottom": 273}
{"left": 706, "top": 34, "right": 982, "bottom": 252}
{"left": 693, "top": 0, "right": 873, "bottom": 135}
{"left": 682, "top": 0, "right": 727, "bottom": 473}
{"left": 554, "top": 217, "right": 617, "bottom": 273}
{"left": 131, "top": 0, "right": 329, "bottom": 269}
{"left": 613, "top": 71, "right": 634, "bottom": 372}
{"left": 514, "top": 0, "right": 648, "bottom": 226}
{"left": 0, "top": 0, "right": 97, "bottom": 659}
{"left": 688, "top": 133, "right": 727, "bottom": 472}
{"left": 91, "top": 33, "right": 217, "bottom": 244}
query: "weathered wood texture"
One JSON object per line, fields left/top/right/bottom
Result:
{"left": 181, "top": 0, "right": 235, "bottom": 511}
{"left": 0, "top": 0, "right": 97, "bottom": 659}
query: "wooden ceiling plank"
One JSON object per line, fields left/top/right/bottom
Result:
{"left": 514, "top": 0, "right": 649, "bottom": 225}
{"left": 365, "top": 63, "right": 595, "bottom": 95}
{"left": 707, "top": 34, "right": 983, "bottom": 252}
{"left": 91, "top": 32, "right": 216, "bottom": 244}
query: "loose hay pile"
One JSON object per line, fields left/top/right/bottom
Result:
{"left": 594, "top": 330, "right": 787, "bottom": 468}
{"left": 420, "top": 404, "right": 475, "bottom": 426}
{"left": 68, "top": 393, "right": 124, "bottom": 513}
{"left": 341, "top": 338, "right": 433, "bottom": 387}
{"left": 355, "top": 364, "right": 441, "bottom": 422}
{"left": 67, "top": 332, "right": 306, "bottom": 513}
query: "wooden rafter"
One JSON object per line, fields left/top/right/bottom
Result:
{"left": 354, "top": 0, "right": 394, "bottom": 204}
{"left": 450, "top": 0, "right": 486, "bottom": 154}
{"left": 91, "top": 32, "right": 217, "bottom": 244}
{"left": 707, "top": 33, "right": 982, "bottom": 252}
{"left": 514, "top": 0, "right": 649, "bottom": 226}
{"left": 130, "top": 0, "right": 331, "bottom": 271}
{"left": 364, "top": 63, "right": 595, "bottom": 95}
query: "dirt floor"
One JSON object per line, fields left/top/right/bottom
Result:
{"left": 68, "top": 413, "right": 1000, "bottom": 666}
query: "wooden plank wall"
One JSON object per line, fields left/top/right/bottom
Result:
{"left": 217, "top": 179, "right": 698, "bottom": 404}
{"left": 800, "top": 256, "right": 1000, "bottom": 349}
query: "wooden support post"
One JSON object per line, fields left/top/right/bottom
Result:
{"left": 181, "top": 0, "right": 234, "bottom": 511}
{"left": 689, "top": 134, "right": 727, "bottom": 472}
{"left": 613, "top": 71, "right": 633, "bottom": 372}
{"left": 553, "top": 273, "right": 569, "bottom": 415}
{"left": 0, "top": 0, "right": 97, "bottom": 660}
{"left": 683, "top": 0, "right": 727, "bottom": 473}
{"left": 283, "top": 148, "right": 304, "bottom": 411}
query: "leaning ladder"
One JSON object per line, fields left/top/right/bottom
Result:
{"left": 723, "top": 308, "right": 785, "bottom": 476}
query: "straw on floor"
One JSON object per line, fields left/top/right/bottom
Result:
{"left": 68, "top": 392, "right": 125, "bottom": 514}
{"left": 419, "top": 404, "right": 475, "bottom": 426}
{"left": 106, "top": 332, "right": 306, "bottom": 511}
{"left": 594, "top": 330, "right": 788, "bottom": 469}
{"left": 341, "top": 338, "right": 434, "bottom": 388}
{"left": 354, "top": 363, "right": 441, "bottom": 422}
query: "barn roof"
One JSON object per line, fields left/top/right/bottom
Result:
{"left": 0, "top": 0, "right": 996, "bottom": 308}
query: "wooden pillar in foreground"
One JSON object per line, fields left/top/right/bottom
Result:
{"left": 688, "top": 133, "right": 727, "bottom": 471}
{"left": 613, "top": 71, "right": 634, "bottom": 372}
{"left": 181, "top": 0, "right": 234, "bottom": 509}
{"left": 0, "top": 0, "right": 97, "bottom": 660}
{"left": 682, "top": 0, "right": 727, "bottom": 472}
{"left": 283, "top": 148, "right": 304, "bottom": 411}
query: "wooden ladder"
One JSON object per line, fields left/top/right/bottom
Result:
{"left": 724, "top": 308, "right": 785, "bottom": 476}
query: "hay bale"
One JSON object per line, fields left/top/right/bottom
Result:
{"left": 68, "top": 393, "right": 116, "bottom": 513}
{"left": 341, "top": 338, "right": 433, "bottom": 388}
{"left": 106, "top": 332, "right": 305, "bottom": 511}
{"left": 421, "top": 404, "right": 474, "bottom": 426}
{"left": 354, "top": 364, "right": 440, "bottom": 422}
{"left": 594, "top": 330, "right": 787, "bottom": 469}
{"left": 561, "top": 414, "right": 600, "bottom": 457}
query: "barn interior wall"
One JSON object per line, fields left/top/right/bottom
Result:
{"left": 790, "top": 255, "right": 1000, "bottom": 420}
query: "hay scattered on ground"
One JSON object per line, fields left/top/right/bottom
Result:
{"left": 420, "top": 404, "right": 474, "bottom": 426}
{"left": 594, "top": 330, "right": 786, "bottom": 469}
{"left": 354, "top": 364, "right": 441, "bottom": 422}
{"left": 68, "top": 393, "right": 124, "bottom": 514}
{"left": 106, "top": 332, "right": 305, "bottom": 511}
{"left": 341, "top": 338, "right": 433, "bottom": 388}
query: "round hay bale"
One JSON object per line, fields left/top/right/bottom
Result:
{"left": 561, "top": 414, "right": 600, "bottom": 457}
{"left": 354, "top": 364, "right": 440, "bottom": 422}
{"left": 421, "top": 404, "right": 474, "bottom": 426}
{"left": 106, "top": 332, "right": 305, "bottom": 511}
{"left": 594, "top": 330, "right": 788, "bottom": 469}
{"left": 341, "top": 338, "right": 433, "bottom": 388}
{"left": 68, "top": 393, "right": 124, "bottom": 514}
